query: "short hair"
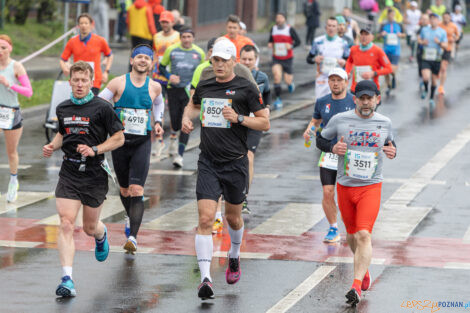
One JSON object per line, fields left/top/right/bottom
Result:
{"left": 443, "top": 11, "right": 451, "bottom": 16}
{"left": 77, "top": 13, "right": 93, "bottom": 24}
{"left": 70, "top": 61, "right": 94, "bottom": 80}
{"left": 240, "top": 44, "right": 258, "bottom": 57}
{"left": 227, "top": 14, "right": 240, "bottom": 25}
{"left": 387, "top": 8, "right": 395, "bottom": 14}
{"left": 327, "top": 16, "right": 338, "bottom": 23}
{"left": 276, "top": 12, "right": 287, "bottom": 19}
{"left": 0, "top": 34, "right": 12, "bottom": 46}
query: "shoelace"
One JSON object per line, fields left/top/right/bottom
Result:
{"left": 229, "top": 258, "right": 239, "bottom": 272}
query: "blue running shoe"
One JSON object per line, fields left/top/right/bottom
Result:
{"left": 56, "top": 275, "right": 76, "bottom": 297}
{"left": 124, "top": 216, "right": 130, "bottom": 238}
{"left": 323, "top": 226, "right": 340, "bottom": 243}
{"left": 95, "top": 225, "right": 109, "bottom": 262}
{"left": 429, "top": 99, "right": 436, "bottom": 111}
{"left": 420, "top": 89, "right": 427, "bottom": 99}
{"left": 273, "top": 97, "right": 283, "bottom": 110}
{"left": 288, "top": 83, "right": 295, "bottom": 93}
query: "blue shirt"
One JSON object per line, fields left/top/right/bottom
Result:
{"left": 313, "top": 92, "right": 355, "bottom": 127}
{"left": 251, "top": 69, "right": 270, "bottom": 94}
{"left": 419, "top": 26, "right": 447, "bottom": 55}
{"left": 380, "top": 22, "right": 402, "bottom": 56}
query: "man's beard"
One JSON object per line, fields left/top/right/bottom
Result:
{"left": 331, "top": 88, "right": 344, "bottom": 96}
{"left": 133, "top": 64, "right": 149, "bottom": 74}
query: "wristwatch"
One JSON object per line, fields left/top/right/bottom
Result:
{"left": 92, "top": 146, "right": 98, "bottom": 156}
{"left": 237, "top": 115, "right": 244, "bottom": 124}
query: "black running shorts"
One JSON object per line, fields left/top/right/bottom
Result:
{"left": 246, "top": 129, "right": 263, "bottom": 153}
{"left": 112, "top": 136, "right": 151, "bottom": 187}
{"left": 55, "top": 174, "right": 108, "bottom": 208}
{"left": 320, "top": 167, "right": 337, "bottom": 186}
{"left": 421, "top": 60, "right": 441, "bottom": 75}
{"left": 441, "top": 50, "right": 451, "bottom": 62}
{"left": 196, "top": 153, "right": 248, "bottom": 205}
{"left": 272, "top": 57, "right": 293, "bottom": 75}
{"left": 167, "top": 87, "right": 189, "bottom": 132}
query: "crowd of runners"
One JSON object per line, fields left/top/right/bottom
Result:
{"left": 0, "top": 0, "right": 466, "bottom": 307}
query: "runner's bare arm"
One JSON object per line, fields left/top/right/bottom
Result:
{"left": 77, "top": 131, "right": 125, "bottom": 157}
{"left": 43, "top": 133, "right": 63, "bottom": 158}
{"left": 303, "top": 118, "right": 321, "bottom": 141}
{"left": 223, "top": 108, "right": 270, "bottom": 132}
{"left": 181, "top": 97, "right": 201, "bottom": 134}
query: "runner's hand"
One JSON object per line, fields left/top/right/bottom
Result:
{"left": 383, "top": 140, "right": 396, "bottom": 159}
{"left": 222, "top": 106, "right": 238, "bottom": 123}
{"left": 102, "top": 72, "right": 109, "bottom": 84}
{"left": 434, "top": 37, "right": 440, "bottom": 44}
{"left": 42, "top": 143, "right": 55, "bottom": 158}
{"left": 332, "top": 136, "right": 347, "bottom": 156}
{"left": 361, "top": 71, "right": 375, "bottom": 80}
{"left": 303, "top": 128, "right": 314, "bottom": 141}
{"left": 381, "top": 31, "right": 387, "bottom": 37}
{"left": 76, "top": 144, "right": 95, "bottom": 157}
{"left": 268, "top": 43, "right": 273, "bottom": 49}
{"left": 337, "top": 58, "right": 346, "bottom": 67}
{"left": 181, "top": 117, "right": 193, "bottom": 134}
{"left": 285, "top": 43, "right": 292, "bottom": 50}
{"left": 314, "top": 55, "right": 324, "bottom": 63}
{"left": 154, "top": 123, "right": 164, "bottom": 136}
{"left": 169, "top": 75, "right": 180, "bottom": 85}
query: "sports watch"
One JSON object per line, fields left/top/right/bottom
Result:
{"left": 237, "top": 115, "right": 244, "bottom": 124}
{"left": 92, "top": 146, "right": 98, "bottom": 156}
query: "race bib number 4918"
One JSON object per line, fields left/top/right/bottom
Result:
{"left": 120, "top": 108, "right": 148, "bottom": 135}
{"left": 201, "top": 98, "right": 231, "bottom": 128}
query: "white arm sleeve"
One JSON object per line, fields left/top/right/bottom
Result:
{"left": 98, "top": 88, "right": 114, "bottom": 102}
{"left": 153, "top": 93, "right": 164, "bottom": 122}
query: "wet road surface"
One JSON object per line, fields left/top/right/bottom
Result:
{"left": 1, "top": 52, "right": 470, "bottom": 313}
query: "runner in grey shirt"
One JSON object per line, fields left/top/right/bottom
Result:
{"left": 317, "top": 80, "right": 396, "bottom": 307}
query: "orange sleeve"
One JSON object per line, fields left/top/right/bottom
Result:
{"left": 375, "top": 48, "right": 393, "bottom": 76}
{"left": 126, "top": 7, "right": 130, "bottom": 26}
{"left": 101, "top": 37, "right": 112, "bottom": 56}
{"left": 146, "top": 6, "right": 157, "bottom": 36}
{"left": 61, "top": 39, "right": 73, "bottom": 61}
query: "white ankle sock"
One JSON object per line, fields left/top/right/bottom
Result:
{"left": 215, "top": 211, "right": 222, "bottom": 220}
{"left": 62, "top": 266, "right": 72, "bottom": 279}
{"left": 228, "top": 224, "right": 244, "bottom": 259}
{"left": 331, "top": 223, "right": 338, "bottom": 229}
{"left": 10, "top": 174, "right": 17, "bottom": 184}
{"left": 195, "top": 234, "right": 213, "bottom": 282}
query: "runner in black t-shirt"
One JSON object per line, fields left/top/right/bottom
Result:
{"left": 181, "top": 39, "right": 270, "bottom": 300}
{"left": 43, "top": 61, "right": 124, "bottom": 298}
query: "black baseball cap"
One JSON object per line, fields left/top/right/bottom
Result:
{"left": 355, "top": 80, "right": 379, "bottom": 97}
{"left": 360, "top": 24, "right": 373, "bottom": 34}
{"left": 207, "top": 37, "right": 217, "bottom": 51}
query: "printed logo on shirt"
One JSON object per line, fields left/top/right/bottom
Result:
{"left": 259, "top": 93, "right": 264, "bottom": 105}
{"left": 349, "top": 130, "right": 380, "bottom": 147}
{"left": 226, "top": 90, "right": 235, "bottom": 95}
{"left": 325, "top": 103, "right": 331, "bottom": 114}
{"left": 192, "top": 53, "right": 199, "bottom": 59}
{"left": 63, "top": 115, "right": 90, "bottom": 135}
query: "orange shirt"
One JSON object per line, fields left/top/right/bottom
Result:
{"left": 224, "top": 34, "right": 254, "bottom": 62}
{"left": 439, "top": 22, "right": 459, "bottom": 51}
{"left": 61, "top": 33, "right": 112, "bottom": 89}
{"left": 345, "top": 44, "right": 393, "bottom": 92}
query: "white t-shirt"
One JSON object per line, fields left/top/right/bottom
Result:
{"left": 406, "top": 9, "right": 421, "bottom": 36}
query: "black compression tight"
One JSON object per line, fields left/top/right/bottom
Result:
{"left": 120, "top": 194, "right": 131, "bottom": 216}
{"left": 129, "top": 196, "right": 145, "bottom": 238}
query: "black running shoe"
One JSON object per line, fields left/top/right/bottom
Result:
{"left": 345, "top": 288, "right": 361, "bottom": 307}
{"left": 198, "top": 277, "right": 214, "bottom": 300}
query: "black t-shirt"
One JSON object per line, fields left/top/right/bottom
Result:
{"left": 192, "top": 75, "right": 265, "bottom": 163}
{"left": 57, "top": 97, "right": 124, "bottom": 180}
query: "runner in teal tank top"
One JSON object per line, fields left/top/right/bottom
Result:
{"left": 99, "top": 44, "right": 164, "bottom": 254}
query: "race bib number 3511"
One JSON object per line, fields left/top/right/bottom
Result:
{"left": 344, "top": 150, "right": 378, "bottom": 180}
{"left": 201, "top": 98, "right": 231, "bottom": 128}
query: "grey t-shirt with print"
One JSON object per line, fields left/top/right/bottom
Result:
{"left": 321, "top": 110, "right": 394, "bottom": 187}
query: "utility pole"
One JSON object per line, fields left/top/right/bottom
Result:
{"left": 0, "top": 0, "right": 5, "bottom": 30}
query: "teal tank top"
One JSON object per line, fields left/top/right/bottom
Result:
{"left": 0, "top": 60, "right": 19, "bottom": 108}
{"left": 115, "top": 73, "right": 153, "bottom": 131}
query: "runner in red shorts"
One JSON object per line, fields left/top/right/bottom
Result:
{"left": 316, "top": 80, "right": 396, "bottom": 306}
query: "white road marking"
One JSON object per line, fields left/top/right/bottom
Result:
{"left": 375, "top": 125, "right": 470, "bottom": 241}
{"left": 0, "top": 191, "right": 53, "bottom": 214}
{"left": 143, "top": 201, "right": 197, "bottom": 231}
{"left": 463, "top": 226, "right": 470, "bottom": 244}
{"left": 106, "top": 245, "right": 154, "bottom": 254}
{"left": 251, "top": 203, "right": 324, "bottom": 236}
{"left": 148, "top": 169, "right": 195, "bottom": 176}
{"left": 254, "top": 173, "right": 280, "bottom": 179}
{"left": 266, "top": 265, "right": 336, "bottom": 313}
{"left": 444, "top": 262, "right": 470, "bottom": 270}
{"left": 325, "top": 256, "right": 386, "bottom": 265}
{"left": 0, "top": 240, "right": 40, "bottom": 248}
{"left": 37, "top": 195, "right": 126, "bottom": 226}
{"left": 213, "top": 251, "right": 271, "bottom": 259}
{"left": 0, "top": 164, "right": 31, "bottom": 170}
{"left": 296, "top": 175, "right": 445, "bottom": 185}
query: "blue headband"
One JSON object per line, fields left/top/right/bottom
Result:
{"left": 131, "top": 46, "right": 153, "bottom": 60}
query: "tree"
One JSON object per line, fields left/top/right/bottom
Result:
{"left": 37, "top": 0, "right": 56, "bottom": 23}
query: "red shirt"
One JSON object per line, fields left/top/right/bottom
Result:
{"left": 61, "top": 33, "right": 112, "bottom": 89}
{"left": 345, "top": 44, "right": 393, "bottom": 92}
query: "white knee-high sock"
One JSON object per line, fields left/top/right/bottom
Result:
{"left": 195, "top": 234, "right": 213, "bottom": 282}
{"left": 228, "top": 224, "right": 244, "bottom": 259}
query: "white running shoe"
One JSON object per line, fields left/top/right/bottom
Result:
{"left": 152, "top": 140, "right": 165, "bottom": 157}
{"left": 124, "top": 235, "right": 137, "bottom": 254}
{"left": 6, "top": 180, "right": 18, "bottom": 203}
{"left": 173, "top": 155, "right": 183, "bottom": 168}
{"left": 169, "top": 138, "right": 178, "bottom": 156}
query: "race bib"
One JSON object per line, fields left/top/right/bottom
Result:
{"left": 201, "top": 98, "right": 231, "bottom": 128}
{"left": 344, "top": 150, "right": 379, "bottom": 180}
{"left": 386, "top": 33, "right": 399, "bottom": 46}
{"left": 120, "top": 108, "right": 148, "bottom": 135}
{"left": 354, "top": 65, "right": 372, "bottom": 83}
{"left": 317, "top": 152, "right": 339, "bottom": 170}
{"left": 321, "top": 57, "right": 338, "bottom": 75}
{"left": 274, "top": 43, "right": 288, "bottom": 57}
{"left": 423, "top": 47, "right": 438, "bottom": 61}
{"left": 100, "top": 158, "right": 117, "bottom": 185}
{"left": 0, "top": 106, "right": 15, "bottom": 129}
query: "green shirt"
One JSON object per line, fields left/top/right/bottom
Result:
{"left": 191, "top": 60, "right": 211, "bottom": 89}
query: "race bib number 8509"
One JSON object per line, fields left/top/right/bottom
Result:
{"left": 201, "top": 98, "right": 231, "bottom": 128}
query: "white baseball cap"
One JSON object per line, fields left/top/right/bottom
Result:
{"left": 211, "top": 39, "right": 236, "bottom": 60}
{"left": 328, "top": 68, "right": 348, "bottom": 80}
{"left": 410, "top": 1, "right": 418, "bottom": 7}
